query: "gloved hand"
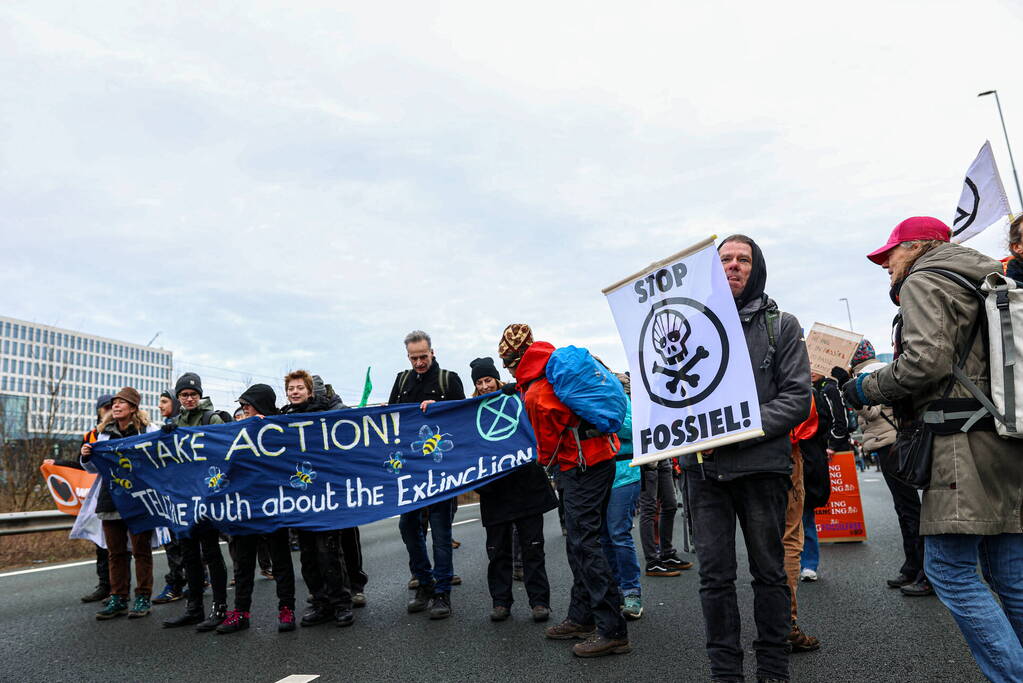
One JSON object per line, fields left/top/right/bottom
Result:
{"left": 842, "top": 375, "right": 868, "bottom": 410}
{"left": 161, "top": 422, "right": 177, "bottom": 433}
{"left": 500, "top": 382, "right": 517, "bottom": 396}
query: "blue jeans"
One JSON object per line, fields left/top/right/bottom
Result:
{"left": 601, "top": 481, "right": 642, "bottom": 597}
{"left": 925, "top": 534, "right": 1023, "bottom": 683}
{"left": 800, "top": 508, "right": 819, "bottom": 572}
{"left": 399, "top": 499, "right": 455, "bottom": 594}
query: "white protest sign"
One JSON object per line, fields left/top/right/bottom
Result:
{"left": 603, "top": 236, "right": 763, "bottom": 466}
{"left": 952, "top": 141, "right": 1011, "bottom": 243}
{"left": 804, "top": 323, "right": 863, "bottom": 376}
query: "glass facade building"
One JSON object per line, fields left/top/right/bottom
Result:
{"left": 0, "top": 316, "right": 173, "bottom": 437}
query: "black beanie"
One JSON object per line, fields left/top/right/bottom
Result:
{"left": 175, "top": 372, "right": 203, "bottom": 397}
{"left": 238, "top": 384, "right": 279, "bottom": 416}
{"left": 470, "top": 357, "right": 501, "bottom": 383}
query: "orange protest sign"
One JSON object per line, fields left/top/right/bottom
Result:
{"left": 39, "top": 463, "right": 96, "bottom": 515}
{"left": 814, "top": 450, "right": 867, "bottom": 543}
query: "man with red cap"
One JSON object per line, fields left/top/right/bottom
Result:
{"left": 845, "top": 217, "right": 1023, "bottom": 682}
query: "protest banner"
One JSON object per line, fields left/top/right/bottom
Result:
{"left": 804, "top": 323, "right": 863, "bottom": 377}
{"left": 952, "top": 140, "right": 1012, "bottom": 244}
{"left": 814, "top": 450, "right": 868, "bottom": 543}
{"left": 89, "top": 394, "right": 536, "bottom": 536}
{"left": 603, "top": 236, "right": 763, "bottom": 465}
{"left": 39, "top": 463, "right": 96, "bottom": 515}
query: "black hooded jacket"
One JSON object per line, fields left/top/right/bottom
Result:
{"left": 387, "top": 361, "right": 465, "bottom": 405}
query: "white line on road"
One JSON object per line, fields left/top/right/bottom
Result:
{"left": 274, "top": 676, "right": 320, "bottom": 683}
{"left": 452, "top": 518, "right": 479, "bottom": 527}
{"left": 863, "top": 478, "right": 880, "bottom": 482}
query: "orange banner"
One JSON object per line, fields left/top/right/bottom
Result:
{"left": 814, "top": 450, "right": 867, "bottom": 543}
{"left": 39, "top": 463, "right": 97, "bottom": 515}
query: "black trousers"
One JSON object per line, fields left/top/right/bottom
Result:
{"left": 486, "top": 513, "right": 550, "bottom": 609}
{"left": 182, "top": 524, "right": 228, "bottom": 605}
{"left": 95, "top": 544, "right": 110, "bottom": 590}
{"left": 233, "top": 529, "right": 295, "bottom": 612}
{"left": 687, "top": 472, "right": 790, "bottom": 683}
{"left": 298, "top": 529, "right": 352, "bottom": 610}
{"left": 340, "top": 527, "right": 367, "bottom": 594}
{"left": 163, "top": 535, "right": 187, "bottom": 590}
{"left": 559, "top": 459, "right": 627, "bottom": 639}
{"left": 877, "top": 445, "right": 925, "bottom": 580}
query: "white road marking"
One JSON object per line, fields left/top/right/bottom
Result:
{"left": 862, "top": 478, "right": 880, "bottom": 482}
{"left": 274, "top": 676, "right": 320, "bottom": 683}
{"left": 451, "top": 518, "right": 479, "bottom": 527}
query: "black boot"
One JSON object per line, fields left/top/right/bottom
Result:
{"left": 80, "top": 585, "right": 110, "bottom": 603}
{"left": 334, "top": 606, "right": 354, "bottom": 627}
{"left": 301, "top": 603, "right": 333, "bottom": 627}
{"left": 195, "top": 602, "right": 227, "bottom": 632}
{"left": 162, "top": 600, "right": 204, "bottom": 628}
{"left": 407, "top": 583, "right": 433, "bottom": 613}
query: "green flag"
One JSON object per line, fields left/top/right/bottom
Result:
{"left": 357, "top": 366, "right": 373, "bottom": 407}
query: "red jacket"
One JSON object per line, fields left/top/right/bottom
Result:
{"left": 516, "top": 342, "right": 618, "bottom": 472}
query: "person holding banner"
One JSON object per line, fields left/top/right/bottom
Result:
{"left": 80, "top": 387, "right": 159, "bottom": 620}
{"left": 846, "top": 218, "right": 1023, "bottom": 682}
{"left": 682, "top": 235, "right": 811, "bottom": 683}
{"left": 153, "top": 390, "right": 188, "bottom": 606}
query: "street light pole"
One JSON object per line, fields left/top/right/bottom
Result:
{"left": 839, "top": 298, "right": 854, "bottom": 331}
{"left": 978, "top": 90, "right": 1023, "bottom": 213}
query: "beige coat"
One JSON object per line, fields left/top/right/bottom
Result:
{"left": 852, "top": 359, "right": 897, "bottom": 451}
{"left": 862, "top": 243, "right": 1023, "bottom": 536}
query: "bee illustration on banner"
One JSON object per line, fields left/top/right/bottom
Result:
{"left": 384, "top": 451, "right": 405, "bottom": 474}
{"left": 290, "top": 462, "right": 317, "bottom": 490}
{"left": 117, "top": 453, "right": 133, "bottom": 473}
{"left": 110, "top": 475, "right": 133, "bottom": 494}
{"left": 204, "top": 466, "right": 229, "bottom": 492}
{"left": 411, "top": 425, "right": 454, "bottom": 463}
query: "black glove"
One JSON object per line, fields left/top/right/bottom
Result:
{"left": 161, "top": 422, "right": 177, "bottom": 433}
{"left": 842, "top": 377, "right": 866, "bottom": 410}
{"left": 500, "top": 382, "right": 517, "bottom": 395}
{"left": 830, "top": 366, "right": 850, "bottom": 386}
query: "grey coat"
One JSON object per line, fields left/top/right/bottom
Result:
{"left": 862, "top": 243, "right": 1023, "bottom": 536}
{"left": 683, "top": 294, "right": 812, "bottom": 480}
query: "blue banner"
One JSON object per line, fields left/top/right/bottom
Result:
{"left": 90, "top": 394, "right": 535, "bottom": 536}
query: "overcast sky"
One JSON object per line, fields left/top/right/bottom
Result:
{"left": 2, "top": 1, "right": 1021, "bottom": 410}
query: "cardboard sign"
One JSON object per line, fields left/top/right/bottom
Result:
{"left": 815, "top": 450, "right": 867, "bottom": 543}
{"left": 805, "top": 323, "right": 863, "bottom": 376}
{"left": 39, "top": 463, "right": 97, "bottom": 515}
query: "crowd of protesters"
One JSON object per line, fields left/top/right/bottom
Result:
{"left": 57, "top": 217, "right": 1022, "bottom": 682}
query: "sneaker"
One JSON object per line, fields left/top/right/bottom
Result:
{"left": 645, "top": 560, "right": 681, "bottom": 577}
{"left": 96, "top": 595, "right": 129, "bottom": 620}
{"left": 195, "top": 602, "right": 228, "bottom": 632}
{"left": 490, "top": 605, "right": 510, "bottom": 622}
{"left": 788, "top": 622, "right": 821, "bottom": 652}
{"left": 622, "top": 596, "right": 643, "bottom": 620}
{"left": 800, "top": 568, "right": 818, "bottom": 582}
{"left": 152, "top": 584, "right": 183, "bottom": 604}
{"left": 278, "top": 605, "right": 296, "bottom": 632}
{"left": 900, "top": 578, "right": 934, "bottom": 597}
{"left": 80, "top": 585, "right": 110, "bottom": 603}
{"left": 428, "top": 593, "right": 452, "bottom": 620}
{"left": 531, "top": 605, "right": 551, "bottom": 623}
{"left": 512, "top": 568, "right": 524, "bottom": 582}
{"left": 544, "top": 619, "right": 595, "bottom": 640}
{"left": 260, "top": 569, "right": 275, "bottom": 580}
{"left": 451, "top": 575, "right": 462, "bottom": 586}
{"left": 572, "top": 634, "right": 632, "bottom": 658}
{"left": 216, "top": 610, "right": 250, "bottom": 634}
{"left": 128, "top": 595, "right": 152, "bottom": 619}
{"left": 351, "top": 592, "right": 367, "bottom": 608}
{"left": 661, "top": 551, "right": 694, "bottom": 571}
{"left": 408, "top": 584, "right": 434, "bottom": 613}
{"left": 886, "top": 573, "right": 914, "bottom": 589}
{"left": 451, "top": 540, "right": 461, "bottom": 549}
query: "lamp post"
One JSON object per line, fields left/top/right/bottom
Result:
{"left": 839, "top": 298, "right": 854, "bottom": 331}
{"left": 978, "top": 90, "right": 1023, "bottom": 212}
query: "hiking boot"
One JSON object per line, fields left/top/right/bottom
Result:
{"left": 788, "top": 622, "right": 821, "bottom": 652}
{"left": 532, "top": 605, "right": 551, "bottom": 623}
{"left": 152, "top": 584, "right": 183, "bottom": 604}
{"left": 335, "top": 607, "right": 355, "bottom": 627}
{"left": 278, "top": 605, "right": 296, "bottom": 632}
{"left": 428, "top": 593, "right": 452, "bottom": 620}
{"left": 301, "top": 603, "right": 333, "bottom": 627}
{"left": 128, "top": 595, "right": 152, "bottom": 619}
{"left": 407, "top": 583, "right": 433, "bottom": 613}
{"left": 661, "top": 551, "right": 694, "bottom": 571}
{"left": 80, "top": 585, "right": 110, "bottom": 603}
{"left": 407, "top": 576, "right": 419, "bottom": 590}
{"left": 645, "top": 560, "right": 681, "bottom": 577}
{"left": 886, "top": 573, "right": 914, "bottom": 589}
{"left": 351, "top": 592, "right": 367, "bottom": 608}
{"left": 490, "top": 605, "right": 511, "bottom": 622}
{"left": 163, "top": 600, "right": 204, "bottom": 628}
{"left": 901, "top": 578, "right": 934, "bottom": 597}
{"left": 622, "top": 595, "right": 643, "bottom": 620}
{"left": 195, "top": 602, "right": 228, "bottom": 632}
{"left": 216, "top": 610, "right": 250, "bottom": 634}
{"left": 545, "top": 619, "right": 595, "bottom": 640}
{"left": 512, "top": 568, "right": 524, "bottom": 582}
{"left": 800, "top": 568, "right": 818, "bottom": 582}
{"left": 572, "top": 634, "right": 632, "bottom": 658}
{"left": 95, "top": 595, "right": 128, "bottom": 620}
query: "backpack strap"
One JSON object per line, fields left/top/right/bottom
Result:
{"left": 439, "top": 369, "right": 450, "bottom": 399}
{"left": 200, "top": 410, "right": 215, "bottom": 426}
{"left": 760, "top": 304, "right": 780, "bottom": 371}
{"left": 397, "top": 370, "right": 412, "bottom": 400}
{"left": 990, "top": 279, "right": 1017, "bottom": 432}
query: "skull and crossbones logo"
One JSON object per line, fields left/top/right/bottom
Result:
{"left": 650, "top": 309, "right": 709, "bottom": 395}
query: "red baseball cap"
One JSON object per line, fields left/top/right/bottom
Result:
{"left": 866, "top": 216, "right": 951, "bottom": 265}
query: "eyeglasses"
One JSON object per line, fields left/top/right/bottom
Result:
{"left": 501, "top": 355, "right": 522, "bottom": 369}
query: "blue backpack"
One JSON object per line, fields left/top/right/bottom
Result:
{"left": 545, "top": 346, "right": 628, "bottom": 434}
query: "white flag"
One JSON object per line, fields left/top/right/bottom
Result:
{"left": 603, "top": 237, "right": 763, "bottom": 466}
{"left": 952, "top": 141, "right": 1011, "bottom": 243}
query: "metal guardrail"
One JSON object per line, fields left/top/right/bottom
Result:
{"left": 0, "top": 510, "right": 73, "bottom": 536}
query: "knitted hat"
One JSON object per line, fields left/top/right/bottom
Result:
{"left": 238, "top": 384, "right": 279, "bottom": 416}
{"left": 470, "top": 357, "right": 501, "bottom": 383}
{"left": 174, "top": 372, "right": 203, "bottom": 397}
{"left": 852, "top": 339, "right": 876, "bottom": 365}
{"left": 312, "top": 375, "right": 326, "bottom": 397}
{"left": 498, "top": 323, "right": 534, "bottom": 359}
{"left": 113, "top": 387, "right": 141, "bottom": 407}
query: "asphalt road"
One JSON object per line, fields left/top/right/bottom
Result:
{"left": 1, "top": 469, "right": 986, "bottom": 683}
